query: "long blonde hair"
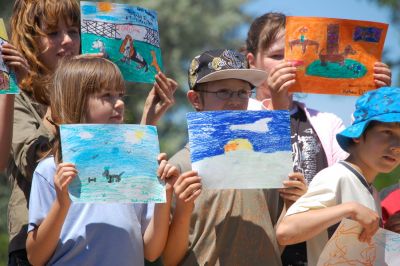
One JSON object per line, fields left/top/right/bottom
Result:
{"left": 48, "top": 56, "right": 126, "bottom": 162}
{"left": 10, "top": 0, "right": 80, "bottom": 105}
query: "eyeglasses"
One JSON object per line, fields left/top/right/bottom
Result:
{"left": 197, "top": 88, "right": 254, "bottom": 100}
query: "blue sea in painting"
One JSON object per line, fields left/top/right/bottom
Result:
{"left": 60, "top": 124, "right": 165, "bottom": 203}
{"left": 187, "top": 110, "right": 293, "bottom": 189}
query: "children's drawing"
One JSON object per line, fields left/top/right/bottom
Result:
{"left": 289, "top": 26, "right": 320, "bottom": 54}
{"left": 317, "top": 218, "right": 400, "bottom": 266}
{"left": 60, "top": 124, "right": 165, "bottom": 203}
{"left": 80, "top": 1, "right": 163, "bottom": 83}
{"left": 285, "top": 17, "right": 388, "bottom": 96}
{"left": 187, "top": 110, "right": 292, "bottom": 189}
{"left": 0, "top": 19, "right": 19, "bottom": 94}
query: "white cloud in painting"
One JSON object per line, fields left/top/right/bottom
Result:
{"left": 124, "top": 130, "right": 145, "bottom": 144}
{"left": 79, "top": 131, "right": 94, "bottom": 139}
{"left": 229, "top": 117, "right": 272, "bottom": 133}
{"left": 201, "top": 127, "right": 216, "bottom": 134}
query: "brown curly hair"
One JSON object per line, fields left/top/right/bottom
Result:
{"left": 10, "top": 0, "right": 80, "bottom": 105}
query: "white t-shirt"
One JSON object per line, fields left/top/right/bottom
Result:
{"left": 285, "top": 162, "right": 381, "bottom": 266}
{"left": 28, "top": 157, "right": 154, "bottom": 266}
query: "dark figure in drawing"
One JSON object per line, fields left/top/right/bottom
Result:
{"left": 289, "top": 39, "right": 320, "bottom": 54}
{"left": 88, "top": 177, "right": 97, "bottom": 183}
{"left": 289, "top": 26, "right": 319, "bottom": 54}
{"left": 119, "top": 34, "right": 149, "bottom": 72}
{"left": 319, "top": 45, "right": 356, "bottom": 66}
{"left": 103, "top": 168, "right": 124, "bottom": 183}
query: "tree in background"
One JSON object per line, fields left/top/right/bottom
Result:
{"left": 0, "top": 0, "right": 251, "bottom": 264}
{"left": 369, "top": 0, "right": 400, "bottom": 86}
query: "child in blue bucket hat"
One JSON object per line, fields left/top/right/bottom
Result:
{"left": 276, "top": 87, "right": 400, "bottom": 266}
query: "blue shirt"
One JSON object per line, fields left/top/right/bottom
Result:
{"left": 28, "top": 157, "right": 153, "bottom": 266}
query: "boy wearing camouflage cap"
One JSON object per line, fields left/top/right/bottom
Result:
{"left": 163, "top": 49, "right": 284, "bottom": 266}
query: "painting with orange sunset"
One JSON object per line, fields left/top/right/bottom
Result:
{"left": 187, "top": 110, "right": 292, "bottom": 189}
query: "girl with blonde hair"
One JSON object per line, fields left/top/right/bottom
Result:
{"left": 26, "top": 56, "right": 199, "bottom": 265}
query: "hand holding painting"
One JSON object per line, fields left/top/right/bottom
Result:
{"left": 278, "top": 172, "right": 307, "bottom": 208}
{"left": 26, "top": 56, "right": 174, "bottom": 265}
{"left": 141, "top": 71, "right": 178, "bottom": 126}
{"left": 0, "top": 18, "right": 26, "bottom": 169}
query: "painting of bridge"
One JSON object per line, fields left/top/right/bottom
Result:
{"left": 285, "top": 16, "right": 387, "bottom": 96}
{"left": 81, "top": 1, "right": 163, "bottom": 84}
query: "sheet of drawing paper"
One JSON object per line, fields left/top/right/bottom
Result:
{"left": 60, "top": 124, "right": 165, "bottom": 203}
{"left": 80, "top": 1, "right": 163, "bottom": 83}
{"left": 285, "top": 16, "right": 387, "bottom": 96}
{"left": 187, "top": 110, "right": 292, "bottom": 189}
{"left": 0, "top": 18, "right": 19, "bottom": 94}
{"left": 317, "top": 218, "right": 400, "bottom": 265}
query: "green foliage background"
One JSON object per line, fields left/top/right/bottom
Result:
{"left": 0, "top": 0, "right": 399, "bottom": 265}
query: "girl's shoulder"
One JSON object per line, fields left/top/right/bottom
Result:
{"left": 34, "top": 156, "right": 57, "bottom": 184}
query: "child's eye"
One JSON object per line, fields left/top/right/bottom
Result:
{"left": 101, "top": 93, "right": 112, "bottom": 99}
{"left": 382, "top": 130, "right": 393, "bottom": 136}
{"left": 68, "top": 28, "right": 80, "bottom": 36}
{"left": 269, "top": 54, "right": 284, "bottom": 60}
{"left": 47, "top": 31, "right": 59, "bottom": 37}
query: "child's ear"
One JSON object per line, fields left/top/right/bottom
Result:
{"left": 352, "top": 137, "right": 361, "bottom": 144}
{"left": 187, "top": 90, "right": 203, "bottom": 111}
{"left": 246, "top": 52, "right": 256, "bottom": 69}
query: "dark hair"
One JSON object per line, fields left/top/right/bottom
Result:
{"left": 385, "top": 211, "right": 400, "bottom": 233}
{"left": 246, "top": 12, "right": 286, "bottom": 55}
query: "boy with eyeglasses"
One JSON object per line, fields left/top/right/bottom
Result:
{"left": 161, "top": 49, "right": 286, "bottom": 266}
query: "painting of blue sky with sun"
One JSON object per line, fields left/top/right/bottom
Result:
{"left": 80, "top": 1, "right": 163, "bottom": 83}
{"left": 187, "top": 110, "right": 292, "bottom": 189}
{"left": 60, "top": 124, "right": 165, "bottom": 203}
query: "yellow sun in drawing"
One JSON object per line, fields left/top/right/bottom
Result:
{"left": 224, "top": 138, "right": 253, "bottom": 153}
{"left": 135, "top": 131, "right": 145, "bottom": 140}
{"left": 98, "top": 2, "right": 113, "bottom": 12}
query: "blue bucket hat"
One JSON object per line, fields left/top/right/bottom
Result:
{"left": 336, "top": 87, "right": 400, "bottom": 152}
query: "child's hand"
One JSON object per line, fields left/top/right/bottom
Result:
{"left": 373, "top": 62, "right": 391, "bottom": 88}
{"left": 54, "top": 162, "right": 77, "bottom": 208}
{"left": 157, "top": 153, "right": 179, "bottom": 198}
{"left": 141, "top": 72, "right": 178, "bottom": 126}
{"left": 0, "top": 43, "right": 29, "bottom": 85}
{"left": 278, "top": 172, "right": 307, "bottom": 208}
{"left": 174, "top": 170, "right": 202, "bottom": 207}
{"left": 349, "top": 202, "right": 380, "bottom": 243}
{"left": 267, "top": 61, "right": 297, "bottom": 110}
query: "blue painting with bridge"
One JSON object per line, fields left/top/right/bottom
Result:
{"left": 80, "top": 1, "right": 163, "bottom": 83}
{"left": 60, "top": 124, "right": 165, "bottom": 203}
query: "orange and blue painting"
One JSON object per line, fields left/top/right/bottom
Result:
{"left": 317, "top": 219, "right": 400, "bottom": 266}
{"left": 0, "top": 19, "right": 18, "bottom": 94}
{"left": 285, "top": 16, "right": 388, "bottom": 96}
{"left": 80, "top": 1, "right": 163, "bottom": 83}
{"left": 187, "top": 110, "right": 292, "bottom": 189}
{"left": 60, "top": 124, "right": 165, "bottom": 203}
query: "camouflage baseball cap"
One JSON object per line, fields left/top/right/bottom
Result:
{"left": 188, "top": 49, "right": 267, "bottom": 90}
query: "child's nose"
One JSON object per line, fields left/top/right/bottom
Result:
{"left": 114, "top": 98, "right": 125, "bottom": 110}
{"left": 61, "top": 31, "right": 73, "bottom": 45}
